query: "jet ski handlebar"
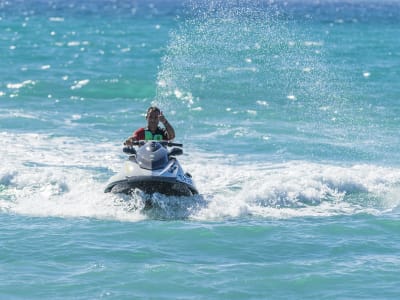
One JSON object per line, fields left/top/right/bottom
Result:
{"left": 131, "top": 140, "right": 183, "bottom": 147}
{"left": 123, "top": 140, "right": 183, "bottom": 155}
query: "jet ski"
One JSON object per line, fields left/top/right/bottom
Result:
{"left": 104, "top": 140, "right": 198, "bottom": 197}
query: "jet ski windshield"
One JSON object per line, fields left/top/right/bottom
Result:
{"left": 136, "top": 141, "right": 169, "bottom": 170}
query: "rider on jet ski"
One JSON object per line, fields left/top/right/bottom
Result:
{"left": 105, "top": 106, "right": 198, "bottom": 197}
{"left": 124, "top": 106, "right": 175, "bottom": 145}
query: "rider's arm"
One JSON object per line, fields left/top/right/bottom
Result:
{"left": 159, "top": 112, "right": 175, "bottom": 140}
{"left": 124, "top": 128, "right": 144, "bottom": 145}
{"left": 163, "top": 120, "right": 175, "bottom": 140}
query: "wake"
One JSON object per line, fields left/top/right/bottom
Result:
{"left": 1, "top": 132, "right": 400, "bottom": 221}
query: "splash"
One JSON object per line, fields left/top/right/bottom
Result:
{"left": 0, "top": 132, "right": 144, "bottom": 222}
{"left": 1, "top": 132, "right": 399, "bottom": 222}
{"left": 156, "top": 0, "right": 338, "bottom": 123}
{"left": 188, "top": 155, "right": 400, "bottom": 220}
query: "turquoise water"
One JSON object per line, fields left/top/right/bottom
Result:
{"left": 1, "top": 0, "right": 400, "bottom": 299}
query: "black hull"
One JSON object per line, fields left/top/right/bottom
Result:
{"left": 105, "top": 177, "right": 198, "bottom": 197}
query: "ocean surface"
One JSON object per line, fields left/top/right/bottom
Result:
{"left": 1, "top": 0, "right": 400, "bottom": 298}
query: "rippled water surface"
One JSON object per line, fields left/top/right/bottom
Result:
{"left": 1, "top": 0, "right": 400, "bottom": 299}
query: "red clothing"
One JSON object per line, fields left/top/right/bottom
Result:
{"left": 133, "top": 127, "right": 168, "bottom": 141}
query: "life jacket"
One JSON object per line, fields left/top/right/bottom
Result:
{"left": 133, "top": 127, "right": 167, "bottom": 141}
{"left": 144, "top": 130, "right": 164, "bottom": 141}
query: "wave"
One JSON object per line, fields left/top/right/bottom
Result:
{"left": 189, "top": 157, "right": 400, "bottom": 220}
{"left": 1, "top": 132, "right": 399, "bottom": 221}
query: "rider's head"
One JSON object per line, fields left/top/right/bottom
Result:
{"left": 146, "top": 106, "right": 161, "bottom": 131}
{"left": 146, "top": 106, "right": 161, "bottom": 119}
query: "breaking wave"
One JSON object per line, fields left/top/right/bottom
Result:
{"left": 1, "top": 132, "right": 399, "bottom": 221}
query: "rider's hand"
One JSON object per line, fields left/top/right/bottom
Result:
{"left": 159, "top": 111, "right": 167, "bottom": 124}
{"left": 124, "top": 137, "right": 133, "bottom": 146}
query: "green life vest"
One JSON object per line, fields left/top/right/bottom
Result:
{"left": 145, "top": 130, "right": 163, "bottom": 141}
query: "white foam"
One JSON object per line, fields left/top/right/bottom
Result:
{"left": 184, "top": 153, "right": 400, "bottom": 220}
{"left": 304, "top": 41, "right": 324, "bottom": 47}
{"left": 0, "top": 109, "right": 40, "bottom": 120}
{"left": 49, "top": 17, "right": 64, "bottom": 22}
{"left": 0, "top": 132, "right": 143, "bottom": 221}
{"left": 6, "top": 80, "right": 35, "bottom": 89}
{"left": 67, "top": 41, "right": 80, "bottom": 47}
{"left": 256, "top": 100, "right": 269, "bottom": 107}
{"left": 71, "top": 79, "right": 90, "bottom": 90}
{"left": 1, "top": 132, "right": 400, "bottom": 222}
{"left": 226, "top": 66, "right": 258, "bottom": 72}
